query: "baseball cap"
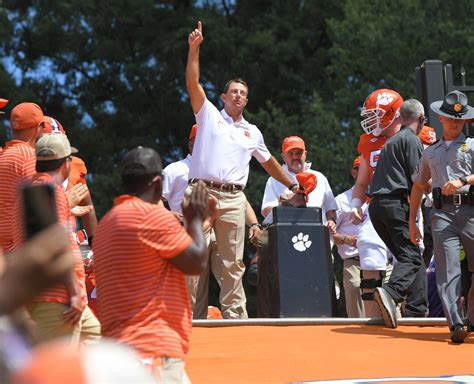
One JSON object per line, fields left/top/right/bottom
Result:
{"left": 352, "top": 156, "right": 361, "bottom": 169}
{"left": 189, "top": 124, "right": 198, "bottom": 140}
{"left": 121, "top": 146, "right": 162, "bottom": 177}
{"left": 10, "top": 102, "right": 44, "bottom": 130}
{"left": 282, "top": 136, "right": 306, "bottom": 153}
{"left": 36, "top": 134, "right": 72, "bottom": 161}
{"left": 296, "top": 171, "right": 317, "bottom": 199}
{"left": 0, "top": 98, "right": 8, "bottom": 115}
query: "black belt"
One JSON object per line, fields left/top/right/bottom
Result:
{"left": 442, "top": 193, "right": 470, "bottom": 206}
{"left": 189, "top": 178, "right": 244, "bottom": 192}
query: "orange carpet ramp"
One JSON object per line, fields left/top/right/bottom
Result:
{"left": 186, "top": 322, "right": 473, "bottom": 384}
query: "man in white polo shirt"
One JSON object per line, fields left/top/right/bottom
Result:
{"left": 333, "top": 156, "right": 366, "bottom": 318}
{"left": 256, "top": 136, "right": 338, "bottom": 316}
{"left": 186, "top": 21, "right": 296, "bottom": 319}
{"left": 162, "top": 124, "right": 198, "bottom": 216}
{"left": 261, "top": 136, "right": 338, "bottom": 228}
{"left": 162, "top": 124, "right": 263, "bottom": 319}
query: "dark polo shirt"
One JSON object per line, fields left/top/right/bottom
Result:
{"left": 368, "top": 127, "right": 423, "bottom": 197}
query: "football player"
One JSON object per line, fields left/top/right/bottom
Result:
{"left": 350, "top": 89, "right": 403, "bottom": 317}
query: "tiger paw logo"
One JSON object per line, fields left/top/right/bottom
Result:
{"left": 376, "top": 92, "right": 394, "bottom": 106}
{"left": 292, "top": 232, "right": 312, "bottom": 252}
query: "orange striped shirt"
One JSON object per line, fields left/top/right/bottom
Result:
{"left": 93, "top": 195, "right": 192, "bottom": 360}
{"left": 11, "top": 173, "right": 87, "bottom": 305}
{"left": 0, "top": 140, "right": 36, "bottom": 253}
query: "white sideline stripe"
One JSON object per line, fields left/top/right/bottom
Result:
{"left": 297, "top": 375, "right": 474, "bottom": 383}
{"left": 193, "top": 317, "right": 448, "bottom": 327}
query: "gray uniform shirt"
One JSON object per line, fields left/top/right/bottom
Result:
{"left": 412, "top": 133, "right": 473, "bottom": 192}
{"left": 368, "top": 127, "right": 423, "bottom": 196}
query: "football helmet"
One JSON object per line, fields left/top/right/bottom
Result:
{"left": 361, "top": 89, "right": 403, "bottom": 136}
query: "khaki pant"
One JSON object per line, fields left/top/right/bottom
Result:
{"left": 162, "top": 357, "right": 191, "bottom": 384}
{"left": 143, "top": 357, "right": 190, "bottom": 384}
{"left": 342, "top": 257, "right": 364, "bottom": 318}
{"left": 185, "top": 185, "right": 248, "bottom": 319}
{"left": 186, "top": 230, "right": 218, "bottom": 319}
{"left": 28, "top": 302, "right": 101, "bottom": 344}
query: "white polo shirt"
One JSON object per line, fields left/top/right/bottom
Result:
{"left": 261, "top": 163, "right": 338, "bottom": 225}
{"left": 162, "top": 154, "right": 191, "bottom": 214}
{"left": 189, "top": 99, "right": 271, "bottom": 187}
{"left": 334, "top": 187, "right": 367, "bottom": 260}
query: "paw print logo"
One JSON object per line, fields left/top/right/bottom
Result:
{"left": 292, "top": 232, "right": 312, "bottom": 252}
{"left": 376, "top": 92, "right": 394, "bottom": 106}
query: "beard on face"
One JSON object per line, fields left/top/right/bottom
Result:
{"left": 290, "top": 160, "right": 303, "bottom": 172}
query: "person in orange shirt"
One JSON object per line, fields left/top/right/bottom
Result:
{"left": 11, "top": 134, "right": 101, "bottom": 344}
{"left": 93, "top": 147, "right": 211, "bottom": 382}
{"left": 0, "top": 103, "right": 44, "bottom": 258}
{"left": 418, "top": 125, "right": 436, "bottom": 148}
{"left": 0, "top": 97, "right": 7, "bottom": 264}
{"left": 42, "top": 116, "right": 97, "bottom": 236}
{"left": 42, "top": 116, "right": 98, "bottom": 313}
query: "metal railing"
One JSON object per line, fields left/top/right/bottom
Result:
{"left": 193, "top": 317, "right": 448, "bottom": 327}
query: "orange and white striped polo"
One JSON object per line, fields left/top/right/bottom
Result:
{"left": 93, "top": 194, "right": 192, "bottom": 360}
{"left": 0, "top": 140, "right": 36, "bottom": 253}
{"left": 11, "top": 172, "right": 87, "bottom": 305}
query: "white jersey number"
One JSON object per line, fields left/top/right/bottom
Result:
{"left": 369, "top": 150, "right": 381, "bottom": 168}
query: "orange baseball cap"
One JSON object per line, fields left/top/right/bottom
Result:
{"left": 0, "top": 98, "right": 8, "bottom": 114}
{"left": 10, "top": 102, "right": 44, "bottom": 130}
{"left": 43, "top": 116, "right": 66, "bottom": 134}
{"left": 352, "top": 156, "right": 361, "bottom": 169}
{"left": 296, "top": 171, "right": 317, "bottom": 200}
{"left": 418, "top": 125, "right": 436, "bottom": 146}
{"left": 189, "top": 124, "right": 198, "bottom": 140}
{"left": 282, "top": 136, "right": 305, "bottom": 153}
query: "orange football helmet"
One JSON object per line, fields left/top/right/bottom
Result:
{"left": 361, "top": 89, "right": 403, "bottom": 136}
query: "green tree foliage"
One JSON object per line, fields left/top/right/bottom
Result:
{"left": 0, "top": 0, "right": 472, "bottom": 217}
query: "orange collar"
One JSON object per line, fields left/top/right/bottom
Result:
{"left": 4, "top": 139, "right": 34, "bottom": 149}
{"left": 113, "top": 194, "right": 142, "bottom": 206}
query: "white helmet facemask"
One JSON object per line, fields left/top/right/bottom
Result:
{"left": 360, "top": 107, "right": 385, "bottom": 135}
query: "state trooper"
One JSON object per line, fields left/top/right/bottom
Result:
{"left": 408, "top": 90, "right": 474, "bottom": 343}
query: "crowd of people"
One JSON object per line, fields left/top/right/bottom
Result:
{"left": 0, "top": 20, "right": 473, "bottom": 383}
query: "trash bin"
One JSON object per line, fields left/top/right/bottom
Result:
{"left": 262, "top": 206, "right": 333, "bottom": 318}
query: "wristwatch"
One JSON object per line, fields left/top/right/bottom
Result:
{"left": 459, "top": 176, "right": 468, "bottom": 186}
{"left": 288, "top": 183, "right": 299, "bottom": 192}
{"left": 249, "top": 223, "right": 263, "bottom": 230}
{"left": 327, "top": 218, "right": 337, "bottom": 225}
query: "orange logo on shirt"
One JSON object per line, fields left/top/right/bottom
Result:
{"left": 244, "top": 130, "right": 251, "bottom": 138}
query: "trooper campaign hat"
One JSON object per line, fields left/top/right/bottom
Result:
{"left": 430, "top": 90, "right": 474, "bottom": 120}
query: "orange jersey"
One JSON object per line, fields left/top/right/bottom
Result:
{"left": 418, "top": 125, "right": 436, "bottom": 146}
{"left": 357, "top": 133, "right": 387, "bottom": 177}
{"left": 11, "top": 173, "right": 87, "bottom": 305}
{"left": 0, "top": 140, "right": 36, "bottom": 253}
{"left": 67, "top": 156, "right": 88, "bottom": 190}
{"left": 93, "top": 195, "right": 192, "bottom": 360}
